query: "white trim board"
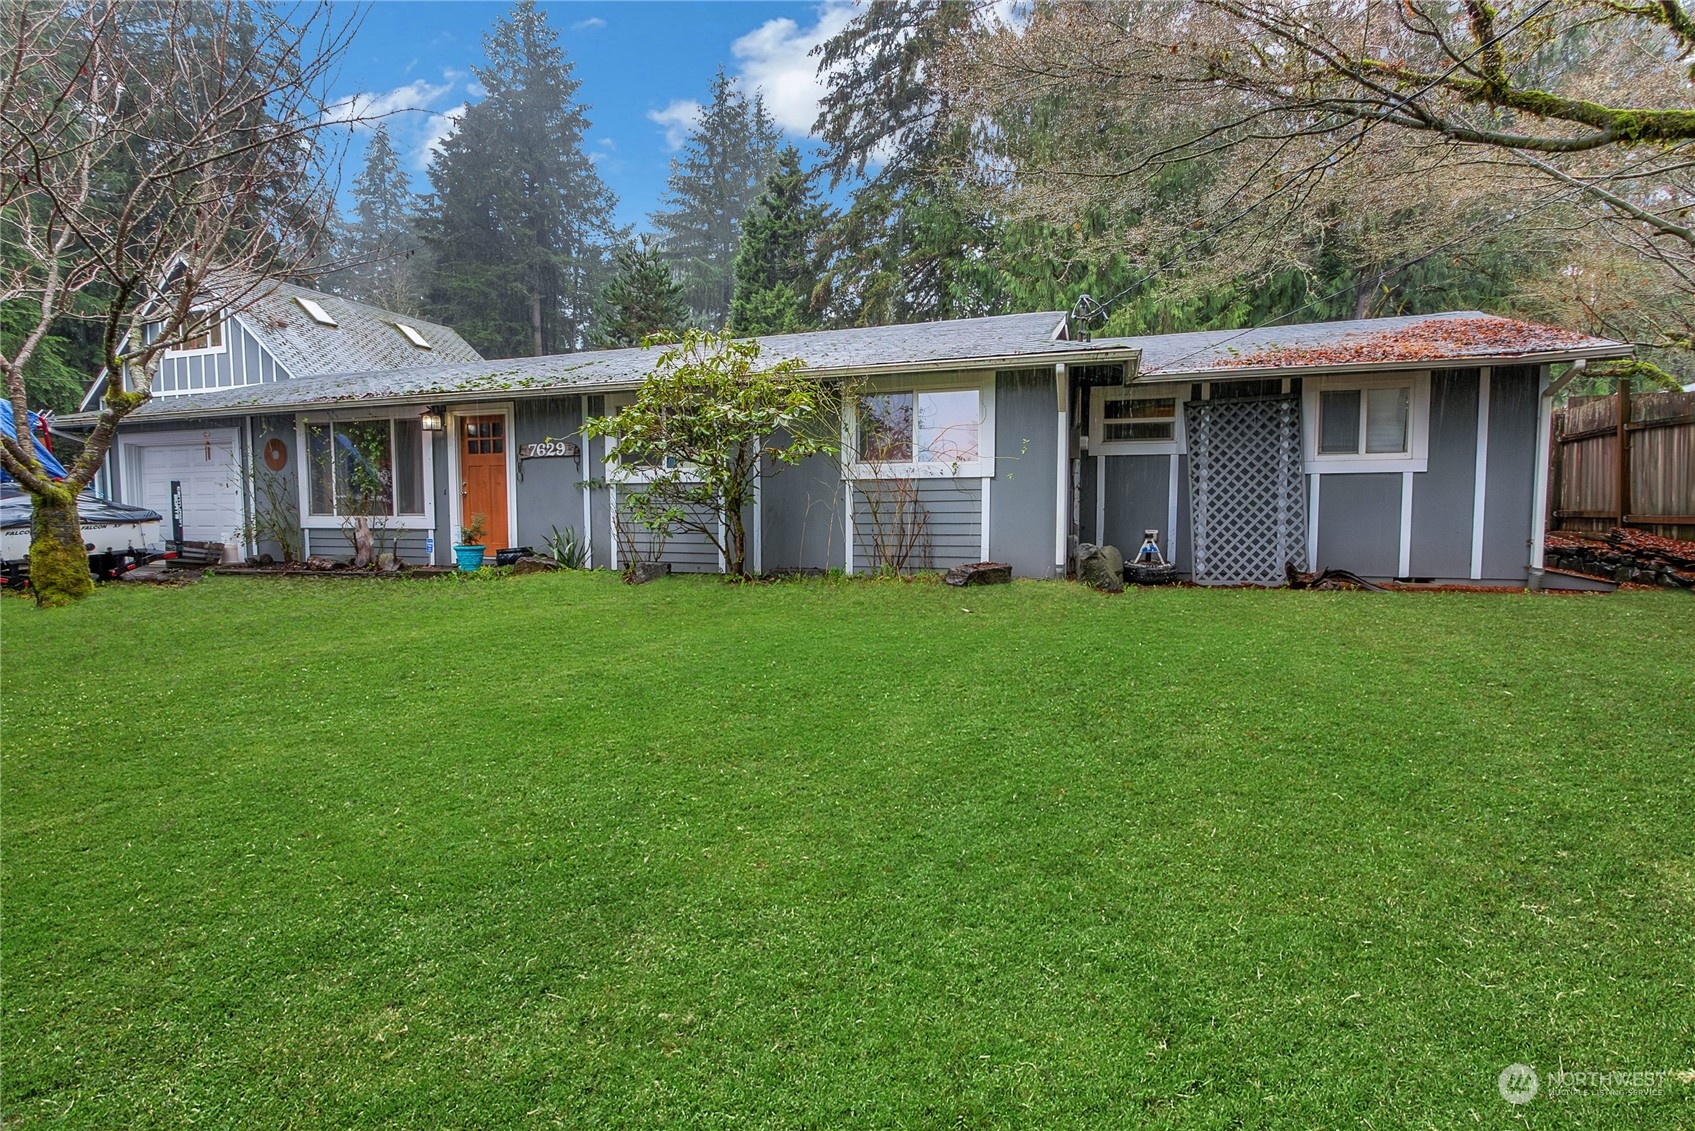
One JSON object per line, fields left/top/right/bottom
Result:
{"left": 1470, "top": 367, "right": 1491, "bottom": 579}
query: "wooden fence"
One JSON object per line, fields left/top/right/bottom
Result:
{"left": 1551, "top": 384, "right": 1695, "bottom": 539}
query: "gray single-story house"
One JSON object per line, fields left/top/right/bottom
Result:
{"left": 67, "top": 284, "right": 1632, "bottom": 586}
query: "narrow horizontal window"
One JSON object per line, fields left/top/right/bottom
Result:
{"left": 1101, "top": 395, "right": 1176, "bottom": 443}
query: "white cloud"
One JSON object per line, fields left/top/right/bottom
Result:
{"left": 466, "top": 80, "right": 487, "bottom": 99}
{"left": 571, "top": 16, "right": 606, "bottom": 31}
{"left": 730, "top": 0, "right": 856, "bottom": 136}
{"left": 648, "top": 99, "right": 702, "bottom": 150}
{"left": 325, "top": 78, "right": 455, "bottom": 127}
{"left": 417, "top": 103, "right": 467, "bottom": 170}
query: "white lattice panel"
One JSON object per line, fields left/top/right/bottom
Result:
{"left": 1187, "top": 396, "right": 1307, "bottom": 584}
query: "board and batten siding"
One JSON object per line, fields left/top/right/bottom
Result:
{"left": 987, "top": 368, "right": 1060, "bottom": 579}
{"left": 513, "top": 396, "right": 586, "bottom": 553}
{"left": 759, "top": 439, "right": 847, "bottom": 574}
{"left": 1083, "top": 365, "right": 1547, "bottom": 584}
{"left": 152, "top": 315, "right": 291, "bottom": 396}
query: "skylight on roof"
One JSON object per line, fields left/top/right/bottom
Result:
{"left": 395, "top": 322, "right": 432, "bottom": 349}
{"left": 295, "top": 297, "right": 338, "bottom": 327}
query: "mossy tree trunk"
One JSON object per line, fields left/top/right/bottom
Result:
{"left": 29, "top": 484, "right": 94, "bottom": 607}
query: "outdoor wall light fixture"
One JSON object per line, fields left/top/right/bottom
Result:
{"left": 420, "top": 407, "right": 445, "bottom": 432}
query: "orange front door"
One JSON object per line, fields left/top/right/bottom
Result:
{"left": 461, "top": 414, "right": 510, "bottom": 550}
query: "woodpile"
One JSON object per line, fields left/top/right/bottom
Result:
{"left": 1545, "top": 529, "right": 1695, "bottom": 589}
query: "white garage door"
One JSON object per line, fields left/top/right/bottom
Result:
{"left": 127, "top": 432, "right": 244, "bottom": 543}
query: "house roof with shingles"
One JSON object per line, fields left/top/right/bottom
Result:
{"left": 77, "top": 279, "right": 482, "bottom": 411}
{"left": 1103, "top": 312, "right": 1631, "bottom": 379}
{"left": 238, "top": 283, "right": 482, "bottom": 377}
{"left": 75, "top": 311, "right": 1135, "bottom": 423}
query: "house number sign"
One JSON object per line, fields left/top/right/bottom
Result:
{"left": 518, "top": 440, "right": 578, "bottom": 459}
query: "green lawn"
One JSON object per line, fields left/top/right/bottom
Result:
{"left": 2, "top": 574, "right": 1692, "bottom": 1128}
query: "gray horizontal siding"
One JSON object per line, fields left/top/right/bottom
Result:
{"left": 301, "top": 527, "right": 430, "bottom": 566}
{"left": 617, "top": 499, "right": 721, "bottom": 573}
{"left": 852, "top": 478, "right": 982, "bottom": 572}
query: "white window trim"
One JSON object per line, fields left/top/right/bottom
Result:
{"left": 295, "top": 408, "right": 436, "bottom": 531}
{"left": 1089, "top": 382, "right": 1186, "bottom": 456}
{"left": 1303, "top": 371, "right": 1430, "bottom": 474}
{"left": 843, "top": 371, "right": 996, "bottom": 481}
{"left": 160, "top": 309, "right": 229, "bottom": 358}
{"left": 598, "top": 391, "right": 704, "bottom": 485}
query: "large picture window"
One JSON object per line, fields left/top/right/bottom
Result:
{"left": 304, "top": 418, "right": 426, "bottom": 517}
{"left": 857, "top": 390, "right": 980, "bottom": 465}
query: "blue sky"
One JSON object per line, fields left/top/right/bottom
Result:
{"left": 327, "top": 1, "right": 855, "bottom": 232}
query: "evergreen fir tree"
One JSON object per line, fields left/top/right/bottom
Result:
{"left": 650, "top": 69, "right": 781, "bottom": 328}
{"left": 728, "top": 145, "right": 829, "bottom": 336}
{"left": 327, "top": 123, "right": 427, "bottom": 314}
{"left": 423, "top": 0, "right": 618, "bottom": 357}
{"left": 592, "top": 240, "right": 690, "bottom": 348}
{"left": 812, "top": 0, "right": 991, "bottom": 325}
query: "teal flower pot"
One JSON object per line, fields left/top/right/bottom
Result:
{"left": 453, "top": 544, "right": 486, "bottom": 572}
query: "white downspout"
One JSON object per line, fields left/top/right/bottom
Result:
{"left": 1528, "top": 359, "right": 1580, "bottom": 590}
{"left": 1054, "top": 361, "right": 1069, "bottom": 576}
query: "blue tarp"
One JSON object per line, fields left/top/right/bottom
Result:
{"left": 0, "top": 400, "right": 68, "bottom": 480}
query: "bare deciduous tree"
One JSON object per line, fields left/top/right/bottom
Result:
{"left": 1, "top": 0, "right": 360, "bottom": 604}
{"left": 943, "top": 1, "right": 1693, "bottom": 361}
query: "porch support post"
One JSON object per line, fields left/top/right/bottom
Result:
{"left": 1615, "top": 375, "right": 1631, "bottom": 527}
{"left": 1054, "top": 362, "right": 1069, "bottom": 576}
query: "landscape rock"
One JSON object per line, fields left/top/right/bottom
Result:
{"left": 944, "top": 561, "right": 1011, "bottom": 587}
{"left": 510, "top": 554, "right": 560, "bottom": 575}
{"left": 301, "top": 556, "right": 342, "bottom": 571}
{"left": 1076, "top": 543, "right": 1125, "bottom": 592}
{"left": 625, "top": 561, "right": 671, "bottom": 585}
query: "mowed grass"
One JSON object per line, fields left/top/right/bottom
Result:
{"left": 2, "top": 574, "right": 1692, "bottom": 1129}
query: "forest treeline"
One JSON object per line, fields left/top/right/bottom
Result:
{"left": 17, "top": 0, "right": 1692, "bottom": 412}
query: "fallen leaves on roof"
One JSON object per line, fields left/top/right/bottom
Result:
{"left": 1210, "top": 317, "right": 1605, "bottom": 370}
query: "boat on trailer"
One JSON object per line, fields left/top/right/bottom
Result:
{"left": 1, "top": 403, "right": 168, "bottom": 591}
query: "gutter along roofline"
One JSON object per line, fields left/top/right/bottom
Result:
{"left": 1132, "top": 344, "right": 1634, "bottom": 383}
{"left": 58, "top": 344, "right": 1144, "bottom": 427}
